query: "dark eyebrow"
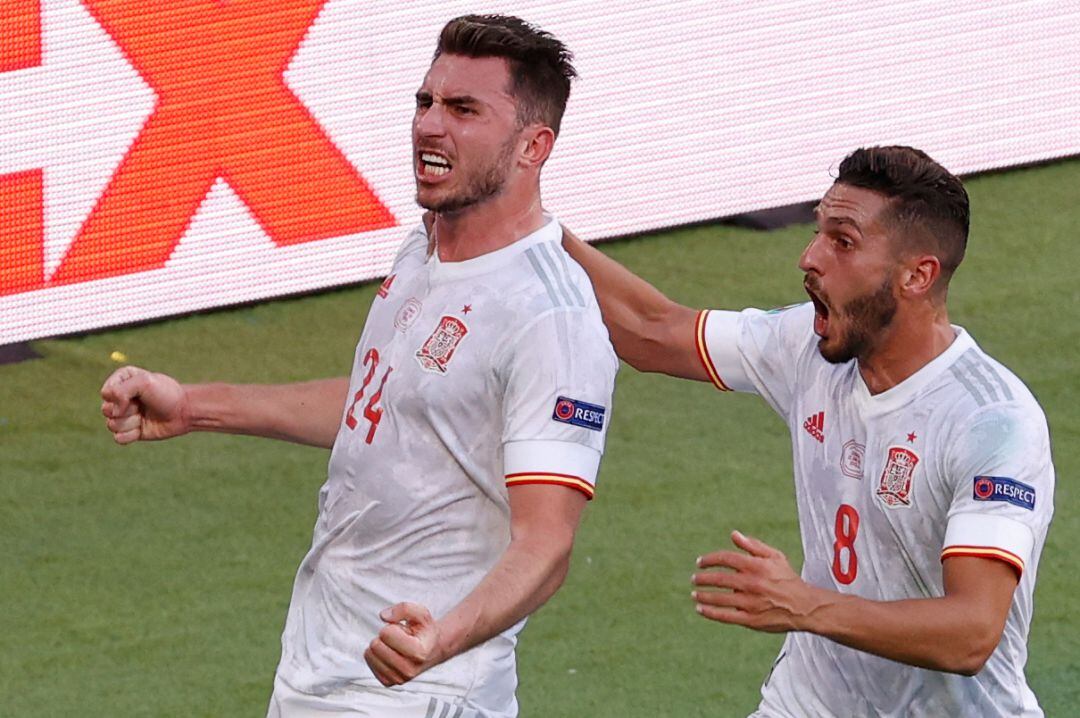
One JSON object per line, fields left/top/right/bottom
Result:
{"left": 442, "top": 95, "right": 482, "bottom": 109}
{"left": 817, "top": 209, "right": 863, "bottom": 234}
{"left": 414, "top": 91, "right": 483, "bottom": 111}
{"left": 827, "top": 216, "right": 864, "bottom": 235}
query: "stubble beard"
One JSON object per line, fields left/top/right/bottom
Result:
{"left": 818, "top": 277, "right": 898, "bottom": 364}
{"left": 417, "top": 134, "right": 518, "bottom": 214}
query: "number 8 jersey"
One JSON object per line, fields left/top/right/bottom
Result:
{"left": 274, "top": 217, "right": 618, "bottom": 713}
{"left": 697, "top": 302, "right": 1054, "bottom": 718}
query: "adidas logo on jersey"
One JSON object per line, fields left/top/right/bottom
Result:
{"left": 803, "top": 411, "right": 825, "bottom": 443}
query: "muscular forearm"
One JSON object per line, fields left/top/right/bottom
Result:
{"left": 799, "top": 589, "right": 1003, "bottom": 675}
{"left": 562, "top": 230, "right": 704, "bottom": 379}
{"left": 184, "top": 378, "right": 349, "bottom": 449}
{"left": 365, "top": 486, "right": 586, "bottom": 686}
{"left": 436, "top": 534, "right": 572, "bottom": 659}
{"left": 695, "top": 535, "right": 1016, "bottom": 677}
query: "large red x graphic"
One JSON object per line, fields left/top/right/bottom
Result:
{"left": 1, "top": 0, "right": 396, "bottom": 295}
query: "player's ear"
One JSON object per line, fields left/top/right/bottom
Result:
{"left": 519, "top": 125, "right": 555, "bottom": 169}
{"left": 900, "top": 254, "right": 941, "bottom": 298}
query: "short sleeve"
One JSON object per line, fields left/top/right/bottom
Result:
{"left": 941, "top": 403, "right": 1055, "bottom": 576}
{"left": 497, "top": 307, "right": 618, "bottom": 500}
{"left": 697, "top": 302, "right": 817, "bottom": 417}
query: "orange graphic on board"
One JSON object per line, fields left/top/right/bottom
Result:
{"left": 0, "top": 1, "right": 44, "bottom": 295}
{"left": 0, "top": 0, "right": 40, "bottom": 71}
{"left": 1, "top": 0, "right": 397, "bottom": 296}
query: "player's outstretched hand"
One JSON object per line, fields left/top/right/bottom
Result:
{"left": 364, "top": 602, "right": 446, "bottom": 687}
{"left": 691, "top": 530, "right": 824, "bottom": 634}
{"left": 100, "top": 366, "right": 190, "bottom": 444}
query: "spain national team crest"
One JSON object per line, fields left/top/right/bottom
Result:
{"left": 415, "top": 315, "right": 468, "bottom": 374}
{"left": 876, "top": 446, "right": 919, "bottom": 508}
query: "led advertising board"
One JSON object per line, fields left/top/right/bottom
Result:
{"left": 2, "top": 1, "right": 1077, "bottom": 344}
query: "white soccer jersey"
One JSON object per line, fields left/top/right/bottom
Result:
{"left": 697, "top": 302, "right": 1054, "bottom": 718}
{"left": 274, "top": 217, "right": 618, "bottom": 715}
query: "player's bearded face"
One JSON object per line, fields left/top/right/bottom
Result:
{"left": 806, "top": 272, "right": 898, "bottom": 364}
{"left": 412, "top": 54, "right": 523, "bottom": 214}
{"left": 415, "top": 130, "right": 518, "bottom": 213}
{"left": 802, "top": 183, "right": 901, "bottom": 364}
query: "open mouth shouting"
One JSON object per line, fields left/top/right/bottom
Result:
{"left": 418, "top": 150, "right": 453, "bottom": 180}
{"left": 804, "top": 278, "right": 831, "bottom": 338}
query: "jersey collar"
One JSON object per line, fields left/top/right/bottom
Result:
{"left": 426, "top": 215, "right": 561, "bottom": 282}
{"left": 853, "top": 327, "right": 976, "bottom": 417}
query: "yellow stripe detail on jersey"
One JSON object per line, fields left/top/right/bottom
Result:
{"left": 941, "top": 545, "right": 1025, "bottom": 575}
{"left": 506, "top": 473, "right": 595, "bottom": 500}
{"left": 695, "top": 310, "right": 731, "bottom": 392}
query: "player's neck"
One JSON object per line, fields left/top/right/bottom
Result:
{"left": 857, "top": 303, "right": 956, "bottom": 395}
{"left": 433, "top": 186, "right": 545, "bottom": 263}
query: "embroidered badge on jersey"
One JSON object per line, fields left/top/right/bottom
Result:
{"left": 552, "top": 396, "right": 606, "bottom": 431}
{"left": 415, "top": 316, "right": 468, "bottom": 374}
{"left": 840, "top": 440, "right": 865, "bottom": 480}
{"left": 973, "top": 476, "right": 1036, "bottom": 510}
{"left": 377, "top": 273, "right": 396, "bottom": 299}
{"left": 877, "top": 446, "right": 919, "bottom": 508}
{"left": 395, "top": 298, "right": 422, "bottom": 332}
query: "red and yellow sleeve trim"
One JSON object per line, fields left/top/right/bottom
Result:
{"left": 694, "top": 310, "right": 731, "bottom": 392}
{"left": 506, "top": 472, "right": 594, "bottom": 500}
{"left": 941, "top": 545, "right": 1024, "bottom": 577}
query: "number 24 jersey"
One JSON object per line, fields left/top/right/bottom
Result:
{"left": 275, "top": 217, "right": 618, "bottom": 709}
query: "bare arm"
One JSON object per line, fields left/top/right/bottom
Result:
{"left": 101, "top": 365, "right": 349, "bottom": 449}
{"left": 693, "top": 531, "right": 1017, "bottom": 675}
{"left": 562, "top": 228, "right": 707, "bottom": 380}
{"left": 364, "top": 484, "right": 586, "bottom": 685}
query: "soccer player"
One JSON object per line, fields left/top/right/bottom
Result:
{"left": 100, "top": 15, "right": 617, "bottom": 718}
{"left": 563, "top": 146, "right": 1053, "bottom": 717}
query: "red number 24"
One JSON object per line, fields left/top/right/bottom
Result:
{"left": 345, "top": 348, "right": 393, "bottom": 444}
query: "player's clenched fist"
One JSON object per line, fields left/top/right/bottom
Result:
{"left": 364, "top": 602, "right": 446, "bottom": 687}
{"left": 100, "top": 366, "right": 190, "bottom": 444}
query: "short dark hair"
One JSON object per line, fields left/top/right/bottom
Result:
{"left": 837, "top": 146, "right": 970, "bottom": 283}
{"left": 435, "top": 14, "right": 576, "bottom": 136}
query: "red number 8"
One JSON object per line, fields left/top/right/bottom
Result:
{"left": 831, "top": 504, "right": 860, "bottom": 585}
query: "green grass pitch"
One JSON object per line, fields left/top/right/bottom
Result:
{"left": 2, "top": 158, "right": 1078, "bottom": 716}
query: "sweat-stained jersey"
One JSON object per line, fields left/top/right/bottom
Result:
{"left": 697, "top": 302, "right": 1053, "bottom": 718}
{"left": 273, "top": 217, "right": 618, "bottom": 716}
